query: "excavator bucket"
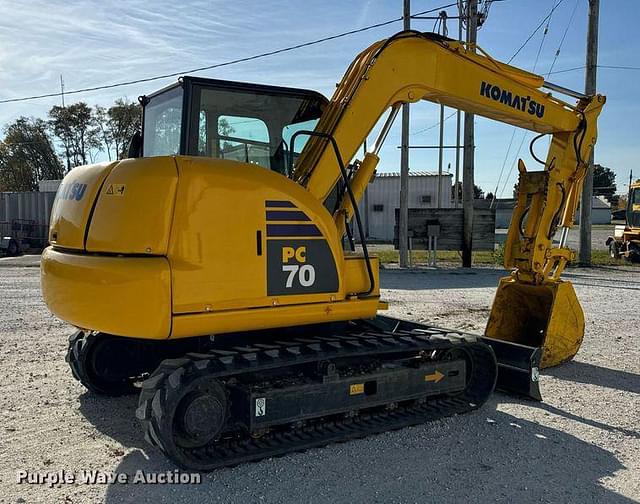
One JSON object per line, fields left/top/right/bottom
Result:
{"left": 485, "top": 276, "right": 585, "bottom": 368}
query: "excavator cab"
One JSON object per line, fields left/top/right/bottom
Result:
{"left": 140, "top": 77, "right": 328, "bottom": 176}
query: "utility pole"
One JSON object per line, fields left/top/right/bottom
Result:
{"left": 59, "top": 75, "right": 65, "bottom": 107}
{"left": 60, "top": 74, "right": 71, "bottom": 172}
{"left": 437, "top": 104, "right": 444, "bottom": 208}
{"left": 399, "top": 0, "right": 411, "bottom": 267}
{"left": 579, "top": 0, "right": 599, "bottom": 266}
{"left": 454, "top": 11, "right": 463, "bottom": 209}
{"left": 437, "top": 11, "right": 447, "bottom": 209}
{"left": 462, "top": 0, "right": 478, "bottom": 267}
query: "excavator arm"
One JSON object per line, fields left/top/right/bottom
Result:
{"left": 294, "top": 31, "right": 605, "bottom": 367}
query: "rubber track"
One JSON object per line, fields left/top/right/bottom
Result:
{"left": 66, "top": 330, "right": 137, "bottom": 396}
{"left": 137, "top": 327, "right": 497, "bottom": 471}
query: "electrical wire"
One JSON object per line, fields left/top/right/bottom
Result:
{"left": 411, "top": 1, "right": 501, "bottom": 142}
{"left": 599, "top": 64, "right": 640, "bottom": 71}
{"left": 547, "top": 65, "right": 585, "bottom": 75}
{"left": 499, "top": 0, "right": 558, "bottom": 198}
{"left": 507, "top": 0, "right": 566, "bottom": 64}
{"left": 548, "top": 64, "right": 640, "bottom": 75}
{"left": 498, "top": 129, "right": 529, "bottom": 198}
{"left": 410, "top": 111, "right": 457, "bottom": 136}
{"left": 546, "top": 0, "right": 579, "bottom": 76}
{"left": 0, "top": 3, "right": 457, "bottom": 106}
{"left": 490, "top": 128, "right": 516, "bottom": 206}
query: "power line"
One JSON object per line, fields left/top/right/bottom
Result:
{"left": 491, "top": 128, "right": 516, "bottom": 205}
{"left": 546, "top": 0, "right": 579, "bottom": 76}
{"left": 494, "top": 0, "right": 579, "bottom": 206}
{"left": 507, "top": 0, "right": 566, "bottom": 64}
{"left": 499, "top": 0, "right": 559, "bottom": 199}
{"left": 0, "top": 3, "right": 457, "bottom": 106}
{"left": 548, "top": 64, "right": 640, "bottom": 75}
{"left": 410, "top": 110, "right": 457, "bottom": 135}
{"left": 547, "top": 65, "right": 585, "bottom": 75}
{"left": 599, "top": 64, "right": 640, "bottom": 71}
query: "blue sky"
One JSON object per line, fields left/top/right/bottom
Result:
{"left": 0, "top": 0, "right": 638, "bottom": 197}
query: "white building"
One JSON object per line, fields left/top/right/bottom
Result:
{"left": 363, "top": 171, "right": 453, "bottom": 241}
{"left": 38, "top": 180, "right": 62, "bottom": 193}
{"left": 575, "top": 196, "right": 611, "bottom": 225}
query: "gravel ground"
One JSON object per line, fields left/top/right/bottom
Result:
{"left": 0, "top": 256, "right": 638, "bottom": 504}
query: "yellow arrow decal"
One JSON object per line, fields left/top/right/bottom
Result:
{"left": 424, "top": 370, "right": 445, "bottom": 383}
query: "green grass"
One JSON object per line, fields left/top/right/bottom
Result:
{"left": 376, "top": 249, "right": 500, "bottom": 266}
{"left": 567, "top": 249, "right": 635, "bottom": 267}
{"left": 376, "top": 245, "right": 636, "bottom": 267}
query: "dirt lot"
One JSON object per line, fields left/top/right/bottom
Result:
{"left": 0, "top": 256, "right": 638, "bottom": 504}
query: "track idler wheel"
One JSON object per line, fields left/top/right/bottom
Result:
{"left": 66, "top": 330, "right": 138, "bottom": 396}
{"left": 137, "top": 359, "right": 228, "bottom": 468}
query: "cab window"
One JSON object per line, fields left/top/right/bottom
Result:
{"left": 143, "top": 86, "right": 183, "bottom": 157}
{"left": 188, "top": 83, "right": 325, "bottom": 175}
{"left": 283, "top": 119, "right": 318, "bottom": 167}
{"left": 199, "top": 114, "right": 271, "bottom": 169}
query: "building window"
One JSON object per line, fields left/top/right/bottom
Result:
{"left": 373, "top": 204, "right": 384, "bottom": 212}
{"left": 421, "top": 195, "right": 432, "bottom": 204}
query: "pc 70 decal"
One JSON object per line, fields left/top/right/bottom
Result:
{"left": 281, "top": 246, "right": 315, "bottom": 288}
{"left": 267, "top": 240, "right": 338, "bottom": 296}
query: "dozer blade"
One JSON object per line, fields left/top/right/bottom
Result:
{"left": 478, "top": 336, "right": 542, "bottom": 401}
{"left": 485, "top": 276, "right": 585, "bottom": 369}
{"left": 374, "top": 315, "right": 542, "bottom": 401}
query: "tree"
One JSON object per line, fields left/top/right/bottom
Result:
{"left": 0, "top": 117, "right": 64, "bottom": 191}
{"left": 485, "top": 191, "right": 494, "bottom": 201}
{"left": 593, "top": 164, "right": 617, "bottom": 206}
{"left": 49, "top": 102, "right": 101, "bottom": 168}
{"left": 451, "top": 181, "right": 485, "bottom": 201}
{"left": 94, "top": 105, "right": 114, "bottom": 161}
{"left": 618, "top": 195, "right": 627, "bottom": 211}
{"left": 107, "top": 99, "right": 141, "bottom": 159}
{"left": 451, "top": 181, "right": 462, "bottom": 202}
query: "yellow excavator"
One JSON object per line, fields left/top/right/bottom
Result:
{"left": 41, "top": 32, "right": 604, "bottom": 470}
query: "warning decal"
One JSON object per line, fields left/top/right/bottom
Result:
{"left": 105, "top": 184, "right": 126, "bottom": 196}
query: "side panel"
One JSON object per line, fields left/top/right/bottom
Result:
{"left": 343, "top": 255, "right": 379, "bottom": 295}
{"left": 48, "top": 161, "right": 118, "bottom": 250}
{"left": 41, "top": 247, "right": 171, "bottom": 339}
{"left": 86, "top": 157, "right": 178, "bottom": 255}
{"left": 168, "top": 157, "right": 345, "bottom": 316}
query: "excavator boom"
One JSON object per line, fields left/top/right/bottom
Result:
{"left": 291, "top": 32, "right": 604, "bottom": 367}
{"left": 295, "top": 32, "right": 604, "bottom": 285}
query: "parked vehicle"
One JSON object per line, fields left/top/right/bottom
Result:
{"left": 606, "top": 182, "right": 640, "bottom": 262}
{"left": 0, "top": 219, "right": 48, "bottom": 256}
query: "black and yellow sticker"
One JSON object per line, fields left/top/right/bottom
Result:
{"left": 105, "top": 184, "right": 126, "bottom": 196}
{"left": 349, "top": 383, "right": 364, "bottom": 395}
{"left": 424, "top": 370, "right": 445, "bottom": 383}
